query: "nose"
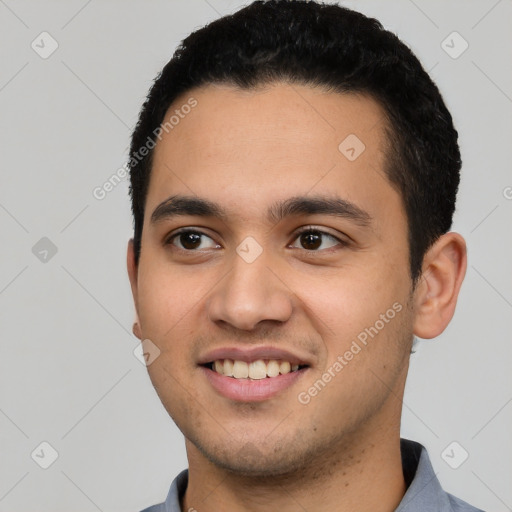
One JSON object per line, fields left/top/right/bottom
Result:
{"left": 206, "top": 251, "right": 293, "bottom": 332}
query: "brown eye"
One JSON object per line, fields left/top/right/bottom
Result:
{"left": 300, "top": 231, "right": 322, "bottom": 250}
{"left": 290, "top": 228, "right": 343, "bottom": 251}
{"left": 179, "top": 232, "right": 202, "bottom": 250}
{"left": 167, "top": 230, "right": 219, "bottom": 251}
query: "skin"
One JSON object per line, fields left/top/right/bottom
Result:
{"left": 127, "top": 82, "right": 467, "bottom": 512}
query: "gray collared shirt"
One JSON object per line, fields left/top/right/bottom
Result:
{"left": 141, "top": 438, "right": 484, "bottom": 512}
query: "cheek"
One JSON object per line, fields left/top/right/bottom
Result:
{"left": 297, "top": 265, "right": 406, "bottom": 340}
{"left": 137, "top": 266, "right": 205, "bottom": 410}
{"left": 136, "top": 260, "right": 198, "bottom": 339}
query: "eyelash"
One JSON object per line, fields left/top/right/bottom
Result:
{"left": 290, "top": 227, "right": 348, "bottom": 252}
{"left": 165, "top": 226, "right": 348, "bottom": 253}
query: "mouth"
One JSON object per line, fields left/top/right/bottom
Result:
{"left": 202, "top": 358, "right": 309, "bottom": 380}
{"left": 199, "top": 350, "right": 311, "bottom": 402}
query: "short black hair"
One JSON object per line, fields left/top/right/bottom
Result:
{"left": 129, "top": 0, "right": 461, "bottom": 283}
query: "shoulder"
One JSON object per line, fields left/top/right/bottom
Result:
{"left": 398, "top": 439, "right": 485, "bottom": 512}
{"left": 139, "top": 469, "right": 189, "bottom": 512}
{"left": 140, "top": 504, "right": 166, "bottom": 512}
{"left": 447, "top": 492, "right": 485, "bottom": 512}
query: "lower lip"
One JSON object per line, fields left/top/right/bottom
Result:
{"left": 202, "top": 366, "right": 307, "bottom": 402}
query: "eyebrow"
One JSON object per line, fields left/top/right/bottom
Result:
{"left": 151, "top": 196, "right": 227, "bottom": 223}
{"left": 150, "top": 194, "right": 372, "bottom": 227}
{"left": 268, "top": 195, "right": 371, "bottom": 227}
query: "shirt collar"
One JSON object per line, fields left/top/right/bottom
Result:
{"left": 397, "top": 438, "right": 453, "bottom": 511}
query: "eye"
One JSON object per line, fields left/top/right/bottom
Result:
{"left": 290, "top": 227, "right": 345, "bottom": 251}
{"left": 166, "top": 229, "right": 220, "bottom": 251}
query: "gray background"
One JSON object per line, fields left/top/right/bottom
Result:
{"left": 0, "top": 0, "right": 511, "bottom": 510}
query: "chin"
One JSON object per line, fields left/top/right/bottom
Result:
{"left": 210, "top": 454, "right": 306, "bottom": 479}
{"left": 192, "top": 436, "right": 312, "bottom": 479}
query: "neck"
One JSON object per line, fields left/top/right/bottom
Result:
{"left": 183, "top": 424, "right": 406, "bottom": 512}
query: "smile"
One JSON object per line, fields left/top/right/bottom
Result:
{"left": 206, "top": 358, "right": 307, "bottom": 380}
{"left": 201, "top": 359, "right": 309, "bottom": 402}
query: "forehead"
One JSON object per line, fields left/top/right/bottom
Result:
{"left": 147, "top": 82, "right": 399, "bottom": 226}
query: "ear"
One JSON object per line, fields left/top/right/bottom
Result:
{"left": 127, "top": 239, "right": 142, "bottom": 340}
{"left": 413, "top": 232, "right": 467, "bottom": 339}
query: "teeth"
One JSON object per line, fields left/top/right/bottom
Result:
{"left": 214, "top": 360, "right": 224, "bottom": 375}
{"left": 267, "top": 360, "right": 280, "bottom": 377}
{"left": 279, "top": 361, "right": 291, "bottom": 374}
{"left": 248, "top": 360, "right": 267, "bottom": 380}
{"left": 232, "top": 360, "right": 249, "bottom": 379}
{"left": 211, "top": 359, "right": 303, "bottom": 379}
{"left": 223, "top": 359, "right": 234, "bottom": 377}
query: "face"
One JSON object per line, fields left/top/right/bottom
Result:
{"left": 129, "top": 82, "right": 416, "bottom": 476}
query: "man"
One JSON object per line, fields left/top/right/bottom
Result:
{"left": 127, "top": 1, "right": 482, "bottom": 510}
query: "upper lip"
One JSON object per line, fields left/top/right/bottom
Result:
{"left": 198, "top": 346, "right": 313, "bottom": 366}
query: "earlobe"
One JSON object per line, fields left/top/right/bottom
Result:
{"left": 132, "top": 322, "right": 142, "bottom": 340}
{"left": 413, "top": 232, "right": 467, "bottom": 339}
{"left": 127, "top": 239, "right": 142, "bottom": 340}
